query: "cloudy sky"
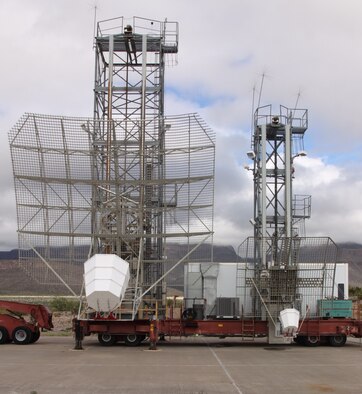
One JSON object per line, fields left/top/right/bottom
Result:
{"left": 0, "top": 0, "right": 362, "bottom": 251}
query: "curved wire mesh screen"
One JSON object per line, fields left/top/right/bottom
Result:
{"left": 9, "top": 113, "right": 215, "bottom": 295}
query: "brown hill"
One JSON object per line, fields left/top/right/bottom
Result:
{"left": 0, "top": 260, "right": 64, "bottom": 295}
{"left": 0, "top": 243, "right": 361, "bottom": 295}
{"left": 338, "top": 243, "right": 362, "bottom": 287}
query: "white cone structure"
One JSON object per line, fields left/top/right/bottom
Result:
{"left": 279, "top": 308, "right": 300, "bottom": 334}
{"left": 84, "top": 254, "right": 130, "bottom": 313}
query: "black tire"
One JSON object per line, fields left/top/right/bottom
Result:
{"left": 0, "top": 327, "right": 9, "bottom": 344}
{"left": 98, "top": 333, "right": 117, "bottom": 346}
{"left": 29, "top": 329, "right": 41, "bottom": 344}
{"left": 328, "top": 335, "right": 347, "bottom": 347}
{"left": 293, "top": 336, "right": 305, "bottom": 346}
{"left": 182, "top": 308, "right": 196, "bottom": 321}
{"left": 304, "top": 335, "right": 320, "bottom": 347}
{"left": 124, "top": 334, "right": 144, "bottom": 347}
{"left": 12, "top": 326, "right": 32, "bottom": 345}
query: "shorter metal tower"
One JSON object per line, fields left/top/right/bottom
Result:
{"left": 251, "top": 106, "right": 310, "bottom": 329}
{"left": 236, "top": 105, "right": 337, "bottom": 343}
{"left": 252, "top": 104, "right": 309, "bottom": 248}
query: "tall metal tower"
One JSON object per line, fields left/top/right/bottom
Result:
{"left": 90, "top": 17, "right": 179, "bottom": 306}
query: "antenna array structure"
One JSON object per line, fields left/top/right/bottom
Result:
{"left": 9, "top": 17, "right": 215, "bottom": 313}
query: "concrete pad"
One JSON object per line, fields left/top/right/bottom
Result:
{"left": 0, "top": 336, "right": 361, "bottom": 393}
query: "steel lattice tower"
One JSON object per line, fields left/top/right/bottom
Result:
{"left": 246, "top": 105, "right": 311, "bottom": 341}
{"left": 251, "top": 105, "right": 309, "bottom": 267}
{"left": 237, "top": 106, "right": 337, "bottom": 344}
{"left": 91, "top": 17, "right": 179, "bottom": 306}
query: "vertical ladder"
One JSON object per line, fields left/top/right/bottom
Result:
{"left": 241, "top": 318, "right": 255, "bottom": 341}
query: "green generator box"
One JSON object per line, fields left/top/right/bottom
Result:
{"left": 318, "top": 299, "right": 353, "bottom": 318}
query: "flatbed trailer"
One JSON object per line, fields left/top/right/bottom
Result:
{"left": 73, "top": 316, "right": 362, "bottom": 349}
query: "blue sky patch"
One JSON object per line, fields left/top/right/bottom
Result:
{"left": 166, "top": 86, "right": 235, "bottom": 108}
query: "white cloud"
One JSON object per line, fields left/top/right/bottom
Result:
{"left": 294, "top": 157, "right": 342, "bottom": 188}
{"left": 294, "top": 158, "right": 362, "bottom": 243}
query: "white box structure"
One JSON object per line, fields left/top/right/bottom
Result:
{"left": 84, "top": 254, "right": 130, "bottom": 312}
{"left": 184, "top": 262, "right": 349, "bottom": 319}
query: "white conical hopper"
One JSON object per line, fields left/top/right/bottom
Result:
{"left": 84, "top": 254, "right": 130, "bottom": 313}
{"left": 279, "top": 308, "right": 300, "bottom": 334}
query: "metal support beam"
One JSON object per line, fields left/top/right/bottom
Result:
{"left": 285, "top": 124, "right": 292, "bottom": 241}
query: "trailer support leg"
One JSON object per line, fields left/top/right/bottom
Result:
{"left": 149, "top": 321, "right": 158, "bottom": 350}
{"left": 74, "top": 319, "right": 84, "bottom": 350}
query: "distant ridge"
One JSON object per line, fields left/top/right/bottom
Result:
{"left": 0, "top": 249, "right": 18, "bottom": 260}
{"left": 0, "top": 243, "right": 361, "bottom": 295}
{"left": 338, "top": 242, "right": 362, "bottom": 249}
{"left": 338, "top": 243, "right": 362, "bottom": 287}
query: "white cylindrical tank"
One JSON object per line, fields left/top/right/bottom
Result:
{"left": 84, "top": 254, "right": 130, "bottom": 313}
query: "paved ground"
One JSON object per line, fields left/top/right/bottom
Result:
{"left": 1, "top": 336, "right": 362, "bottom": 394}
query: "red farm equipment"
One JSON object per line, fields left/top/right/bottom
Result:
{"left": 0, "top": 300, "right": 53, "bottom": 345}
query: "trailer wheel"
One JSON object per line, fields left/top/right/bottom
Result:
{"left": 304, "top": 335, "right": 320, "bottom": 347}
{"left": 293, "top": 336, "right": 305, "bottom": 346}
{"left": 182, "top": 308, "right": 196, "bottom": 321}
{"left": 98, "top": 333, "right": 117, "bottom": 346}
{"left": 328, "top": 335, "right": 347, "bottom": 347}
{"left": 29, "top": 329, "right": 41, "bottom": 344}
{"left": 124, "top": 334, "right": 144, "bottom": 347}
{"left": 0, "top": 327, "right": 9, "bottom": 344}
{"left": 12, "top": 327, "right": 32, "bottom": 345}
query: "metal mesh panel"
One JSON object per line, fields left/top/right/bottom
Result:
{"left": 9, "top": 113, "right": 215, "bottom": 295}
{"left": 236, "top": 237, "right": 338, "bottom": 319}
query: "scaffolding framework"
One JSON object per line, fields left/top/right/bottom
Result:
{"left": 236, "top": 236, "right": 338, "bottom": 320}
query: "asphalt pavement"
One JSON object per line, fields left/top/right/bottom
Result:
{"left": 0, "top": 336, "right": 361, "bottom": 394}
